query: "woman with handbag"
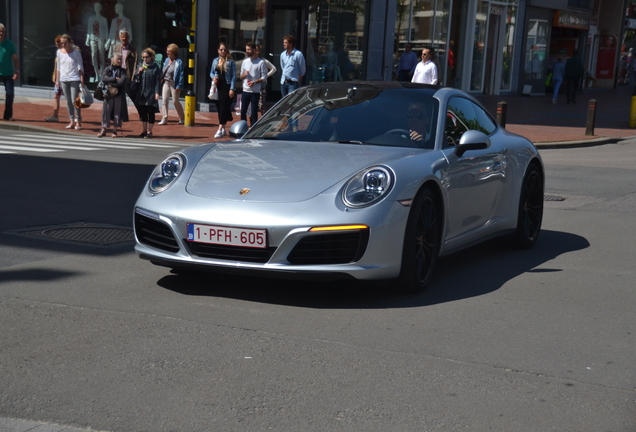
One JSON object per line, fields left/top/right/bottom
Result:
{"left": 98, "top": 53, "right": 128, "bottom": 138}
{"left": 209, "top": 42, "right": 236, "bottom": 138}
{"left": 158, "top": 43, "right": 185, "bottom": 125}
{"left": 56, "top": 34, "right": 84, "bottom": 130}
{"left": 134, "top": 48, "right": 161, "bottom": 138}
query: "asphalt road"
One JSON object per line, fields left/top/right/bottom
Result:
{"left": 0, "top": 131, "right": 635, "bottom": 432}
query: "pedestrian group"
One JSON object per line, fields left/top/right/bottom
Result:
{"left": 3, "top": 27, "right": 599, "bottom": 138}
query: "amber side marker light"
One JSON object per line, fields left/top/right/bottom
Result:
{"left": 309, "top": 225, "right": 369, "bottom": 232}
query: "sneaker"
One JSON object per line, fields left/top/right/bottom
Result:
{"left": 139, "top": 132, "right": 147, "bottom": 138}
{"left": 178, "top": 120, "right": 184, "bottom": 125}
{"left": 158, "top": 119, "right": 168, "bottom": 125}
{"left": 45, "top": 116, "right": 59, "bottom": 122}
{"left": 214, "top": 130, "right": 224, "bottom": 138}
{"left": 145, "top": 132, "right": 153, "bottom": 139}
{"left": 552, "top": 100, "right": 557, "bottom": 104}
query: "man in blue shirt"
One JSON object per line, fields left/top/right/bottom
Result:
{"left": 280, "top": 35, "right": 306, "bottom": 97}
{"left": 397, "top": 43, "right": 418, "bottom": 81}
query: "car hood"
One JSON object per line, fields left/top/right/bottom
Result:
{"left": 186, "top": 140, "right": 418, "bottom": 202}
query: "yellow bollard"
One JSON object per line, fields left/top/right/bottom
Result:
{"left": 630, "top": 89, "right": 636, "bottom": 128}
{"left": 185, "top": 90, "right": 195, "bottom": 127}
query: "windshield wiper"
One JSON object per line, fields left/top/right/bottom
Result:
{"left": 338, "top": 140, "right": 364, "bottom": 145}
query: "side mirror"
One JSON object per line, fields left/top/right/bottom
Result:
{"left": 454, "top": 130, "right": 491, "bottom": 157}
{"left": 228, "top": 120, "right": 249, "bottom": 139}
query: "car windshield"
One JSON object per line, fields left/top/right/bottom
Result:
{"left": 243, "top": 86, "right": 439, "bottom": 149}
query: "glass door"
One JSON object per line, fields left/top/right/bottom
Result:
{"left": 267, "top": 6, "right": 303, "bottom": 99}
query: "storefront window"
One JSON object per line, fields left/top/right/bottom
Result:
{"left": 394, "top": 0, "right": 451, "bottom": 84}
{"left": 307, "top": 0, "right": 366, "bottom": 84}
{"left": 501, "top": 5, "right": 516, "bottom": 91}
{"left": 218, "top": 0, "right": 266, "bottom": 57}
{"left": 22, "top": 0, "right": 188, "bottom": 87}
{"left": 525, "top": 19, "right": 548, "bottom": 80}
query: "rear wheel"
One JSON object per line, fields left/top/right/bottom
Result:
{"left": 394, "top": 188, "right": 441, "bottom": 294}
{"left": 514, "top": 163, "right": 544, "bottom": 248}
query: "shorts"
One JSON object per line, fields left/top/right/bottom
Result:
{"left": 54, "top": 86, "right": 63, "bottom": 96}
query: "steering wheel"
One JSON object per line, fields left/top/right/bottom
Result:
{"left": 384, "top": 128, "right": 411, "bottom": 139}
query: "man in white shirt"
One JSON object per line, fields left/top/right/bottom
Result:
{"left": 240, "top": 41, "right": 268, "bottom": 126}
{"left": 411, "top": 48, "right": 438, "bottom": 85}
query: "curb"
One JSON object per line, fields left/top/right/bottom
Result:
{"left": 533, "top": 136, "right": 636, "bottom": 149}
{"left": 1, "top": 120, "right": 634, "bottom": 149}
{"left": 0, "top": 121, "right": 192, "bottom": 144}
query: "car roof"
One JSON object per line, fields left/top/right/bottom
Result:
{"left": 298, "top": 81, "right": 480, "bottom": 104}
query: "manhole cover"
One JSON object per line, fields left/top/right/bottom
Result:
{"left": 7, "top": 223, "right": 134, "bottom": 246}
{"left": 544, "top": 195, "right": 566, "bottom": 202}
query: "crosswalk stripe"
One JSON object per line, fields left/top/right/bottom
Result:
{"left": 0, "top": 144, "right": 63, "bottom": 152}
{"left": 16, "top": 134, "right": 181, "bottom": 148}
{"left": 5, "top": 138, "right": 103, "bottom": 150}
{"left": 7, "top": 136, "right": 140, "bottom": 150}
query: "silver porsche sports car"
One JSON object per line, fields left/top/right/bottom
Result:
{"left": 134, "top": 81, "right": 544, "bottom": 293}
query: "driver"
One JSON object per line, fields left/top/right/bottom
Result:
{"left": 407, "top": 102, "right": 433, "bottom": 143}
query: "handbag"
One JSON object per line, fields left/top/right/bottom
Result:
{"left": 208, "top": 82, "right": 218, "bottom": 101}
{"left": 94, "top": 81, "right": 118, "bottom": 101}
{"left": 94, "top": 85, "right": 104, "bottom": 101}
{"left": 105, "top": 84, "right": 119, "bottom": 99}
{"left": 75, "top": 84, "right": 93, "bottom": 108}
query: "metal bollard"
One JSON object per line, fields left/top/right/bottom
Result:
{"left": 185, "top": 90, "right": 196, "bottom": 127}
{"left": 585, "top": 99, "right": 596, "bottom": 136}
{"left": 630, "top": 87, "right": 636, "bottom": 128}
{"left": 496, "top": 101, "right": 507, "bottom": 128}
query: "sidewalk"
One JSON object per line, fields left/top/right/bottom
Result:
{"left": 0, "top": 91, "right": 230, "bottom": 144}
{"left": 1, "top": 84, "right": 636, "bottom": 147}
{"left": 475, "top": 83, "right": 636, "bottom": 147}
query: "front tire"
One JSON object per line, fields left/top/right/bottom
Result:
{"left": 514, "top": 163, "right": 544, "bottom": 248}
{"left": 394, "top": 188, "right": 441, "bottom": 294}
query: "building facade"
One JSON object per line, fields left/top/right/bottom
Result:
{"left": 1, "top": 0, "right": 625, "bottom": 105}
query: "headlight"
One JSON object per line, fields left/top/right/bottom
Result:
{"left": 148, "top": 154, "right": 185, "bottom": 193}
{"left": 342, "top": 166, "right": 394, "bottom": 208}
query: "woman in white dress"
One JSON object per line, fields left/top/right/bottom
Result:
{"left": 56, "top": 34, "right": 84, "bottom": 130}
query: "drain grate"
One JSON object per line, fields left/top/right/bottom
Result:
{"left": 8, "top": 223, "right": 134, "bottom": 246}
{"left": 544, "top": 195, "right": 566, "bottom": 202}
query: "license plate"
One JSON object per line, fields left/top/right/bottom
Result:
{"left": 187, "top": 223, "right": 267, "bottom": 249}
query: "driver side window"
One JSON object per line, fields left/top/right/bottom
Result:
{"left": 445, "top": 97, "right": 497, "bottom": 147}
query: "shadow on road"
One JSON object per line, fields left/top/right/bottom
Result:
{"left": 1, "top": 154, "right": 152, "bottom": 264}
{"left": 156, "top": 229, "right": 590, "bottom": 309}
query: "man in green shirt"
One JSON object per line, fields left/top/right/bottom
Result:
{"left": 0, "top": 23, "right": 20, "bottom": 121}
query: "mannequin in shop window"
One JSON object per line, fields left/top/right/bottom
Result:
{"left": 86, "top": 2, "right": 108, "bottom": 78}
{"left": 106, "top": 3, "right": 132, "bottom": 58}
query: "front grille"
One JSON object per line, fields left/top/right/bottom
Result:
{"left": 287, "top": 230, "right": 369, "bottom": 265}
{"left": 134, "top": 212, "right": 180, "bottom": 253}
{"left": 186, "top": 242, "right": 276, "bottom": 263}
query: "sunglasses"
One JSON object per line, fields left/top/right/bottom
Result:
{"left": 407, "top": 111, "right": 424, "bottom": 120}
{"left": 142, "top": 55, "right": 151, "bottom": 58}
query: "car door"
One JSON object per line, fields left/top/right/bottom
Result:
{"left": 441, "top": 96, "right": 507, "bottom": 240}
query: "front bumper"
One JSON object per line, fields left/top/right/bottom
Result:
{"left": 133, "top": 192, "right": 410, "bottom": 281}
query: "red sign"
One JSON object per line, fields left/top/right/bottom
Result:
{"left": 595, "top": 35, "right": 617, "bottom": 79}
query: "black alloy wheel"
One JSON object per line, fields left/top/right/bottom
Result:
{"left": 395, "top": 188, "right": 441, "bottom": 294}
{"left": 514, "top": 163, "right": 544, "bottom": 248}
